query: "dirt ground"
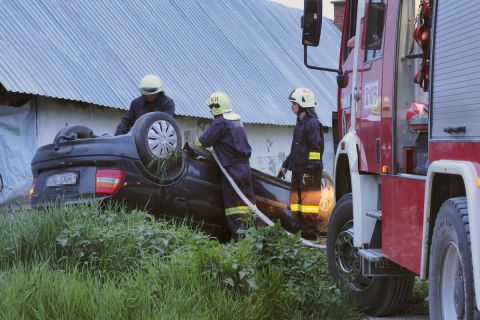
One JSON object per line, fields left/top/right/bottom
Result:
{"left": 367, "top": 299, "right": 429, "bottom": 320}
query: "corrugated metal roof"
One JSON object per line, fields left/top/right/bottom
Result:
{"left": 0, "top": 0, "right": 340, "bottom": 126}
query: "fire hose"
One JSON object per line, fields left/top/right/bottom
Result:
{"left": 210, "top": 150, "right": 326, "bottom": 249}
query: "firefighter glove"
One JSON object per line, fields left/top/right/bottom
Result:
{"left": 194, "top": 139, "right": 203, "bottom": 147}
{"left": 277, "top": 167, "right": 287, "bottom": 179}
{"left": 302, "top": 173, "right": 314, "bottom": 186}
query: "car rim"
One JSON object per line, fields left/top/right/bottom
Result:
{"left": 335, "top": 220, "right": 372, "bottom": 291}
{"left": 147, "top": 120, "right": 177, "bottom": 159}
{"left": 441, "top": 242, "right": 465, "bottom": 320}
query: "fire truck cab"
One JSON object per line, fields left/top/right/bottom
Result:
{"left": 302, "top": 0, "right": 480, "bottom": 317}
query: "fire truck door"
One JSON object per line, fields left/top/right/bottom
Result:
{"left": 338, "top": 0, "right": 358, "bottom": 138}
{"left": 356, "top": 0, "right": 386, "bottom": 173}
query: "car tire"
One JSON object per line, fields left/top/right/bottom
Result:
{"left": 429, "top": 197, "right": 476, "bottom": 320}
{"left": 132, "top": 112, "right": 183, "bottom": 167}
{"left": 53, "top": 125, "right": 95, "bottom": 143}
{"left": 327, "top": 193, "right": 414, "bottom": 316}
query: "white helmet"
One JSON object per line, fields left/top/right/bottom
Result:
{"left": 206, "top": 91, "right": 233, "bottom": 116}
{"left": 139, "top": 74, "right": 163, "bottom": 95}
{"left": 206, "top": 91, "right": 240, "bottom": 120}
{"left": 288, "top": 87, "right": 316, "bottom": 108}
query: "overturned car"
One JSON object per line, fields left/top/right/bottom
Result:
{"left": 30, "top": 112, "right": 333, "bottom": 240}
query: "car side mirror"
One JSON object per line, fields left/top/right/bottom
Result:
{"left": 302, "top": 0, "right": 322, "bottom": 46}
{"left": 337, "top": 74, "right": 349, "bottom": 89}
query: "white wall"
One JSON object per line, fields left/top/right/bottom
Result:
{"left": 36, "top": 97, "right": 123, "bottom": 146}
{"left": 35, "top": 97, "right": 333, "bottom": 175}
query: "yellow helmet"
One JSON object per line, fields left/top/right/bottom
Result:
{"left": 206, "top": 91, "right": 232, "bottom": 116}
{"left": 288, "top": 87, "right": 316, "bottom": 108}
{"left": 139, "top": 74, "right": 163, "bottom": 95}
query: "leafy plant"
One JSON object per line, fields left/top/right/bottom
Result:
{"left": 0, "top": 203, "right": 361, "bottom": 319}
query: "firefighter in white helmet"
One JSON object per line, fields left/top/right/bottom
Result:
{"left": 115, "top": 74, "right": 175, "bottom": 135}
{"left": 194, "top": 92, "right": 259, "bottom": 240}
{"left": 278, "top": 87, "right": 325, "bottom": 240}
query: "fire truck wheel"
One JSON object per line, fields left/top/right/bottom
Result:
{"left": 327, "top": 193, "right": 414, "bottom": 316}
{"left": 429, "top": 197, "right": 475, "bottom": 320}
{"left": 132, "top": 112, "right": 183, "bottom": 167}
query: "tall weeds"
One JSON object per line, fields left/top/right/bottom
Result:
{"left": 0, "top": 203, "right": 359, "bottom": 319}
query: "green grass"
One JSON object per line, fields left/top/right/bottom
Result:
{"left": 0, "top": 203, "right": 360, "bottom": 319}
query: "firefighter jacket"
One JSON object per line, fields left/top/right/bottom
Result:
{"left": 198, "top": 115, "right": 252, "bottom": 167}
{"left": 282, "top": 113, "right": 324, "bottom": 173}
{"left": 115, "top": 93, "right": 175, "bottom": 135}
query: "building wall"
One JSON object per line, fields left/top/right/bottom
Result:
{"left": 35, "top": 97, "right": 124, "bottom": 146}
{"left": 35, "top": 97, "right": 334, "bottom": 175}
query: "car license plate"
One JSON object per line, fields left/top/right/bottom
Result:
{"left": 46, "top": 172, "right": 78, "bottom": 187}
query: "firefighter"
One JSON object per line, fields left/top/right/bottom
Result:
{"left": 194, "top": 92, "right": 256, "bottom": 240}
{"left": 115, "top": 74, "right": 175, "bottom": 135}
{"left": 277, "top": 87, "right": 325, "bottom": 240}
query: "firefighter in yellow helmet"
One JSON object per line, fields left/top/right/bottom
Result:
{"left": 115, "top": 74, "right": 175, "bottom": 135}
{"left": 194, "top": 92, "right": 259, "bottom": 240}
{"left": 278, "top": 88, "right": 325, "bottom": 240}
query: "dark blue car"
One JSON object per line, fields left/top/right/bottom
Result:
{"left": 30, "top": 112, "right": 305, "bottom": 240}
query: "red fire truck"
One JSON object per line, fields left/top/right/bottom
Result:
{"left": 302, "top": 0, "right": 479, "bottom": 318}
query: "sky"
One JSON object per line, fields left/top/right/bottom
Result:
{"left": 269, "top": 0, "right": 334, "bottom": 19}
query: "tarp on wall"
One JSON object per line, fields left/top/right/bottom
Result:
{"left": 0, "top": 102, "right": 37, "bottom": 205}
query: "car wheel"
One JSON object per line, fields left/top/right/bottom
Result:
{"left": 318, "top": 171, "right": 334, "bottom": 231}
{"left": 429, "top": 197, "right": 475, "bottom": 320}
{"left": 53, "top": 125, "right": 95, "bottom": 143}
{"left": 132, "top": 112, "right": 183, "bottom": 166}
{"left": 327, "top": 193, "right": 414, "bottom": 316}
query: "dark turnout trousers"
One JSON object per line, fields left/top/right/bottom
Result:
{"left": 221, "top": 162, "right": 256, "bottom": 239}
{"left": 289, "top": 170, "right": 323, "bottom": 239}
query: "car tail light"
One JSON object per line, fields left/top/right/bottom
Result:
{"left": 95, "top": 169, "right": 125, "bottom": 197}
{"left": 29, "top": 177, "right": 38, "bottom": 199}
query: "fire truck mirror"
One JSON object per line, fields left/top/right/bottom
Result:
{"left": 337, "top": 74, "right": 349, "bottom": 88}
{"left": 302, "top": 0, "right": 322, "bottom": 47}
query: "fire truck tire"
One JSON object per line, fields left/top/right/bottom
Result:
{"left": 132, "top": 112, "right": 183, "bottom": 167}
{"left": 327, "top": 193, "right": 414, "bottom": 316}
{"left": 429, "top": 197, "right": 475, "bottom": 320}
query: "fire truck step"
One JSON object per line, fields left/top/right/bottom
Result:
{"left": 358, "top": 248, "right": 413, "bottom": 276}
{"left": 366, "top": 209, "right": 382, "bottom": 220}
{"left": 358, "top": 248, "right": 384, "bottom": 262}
